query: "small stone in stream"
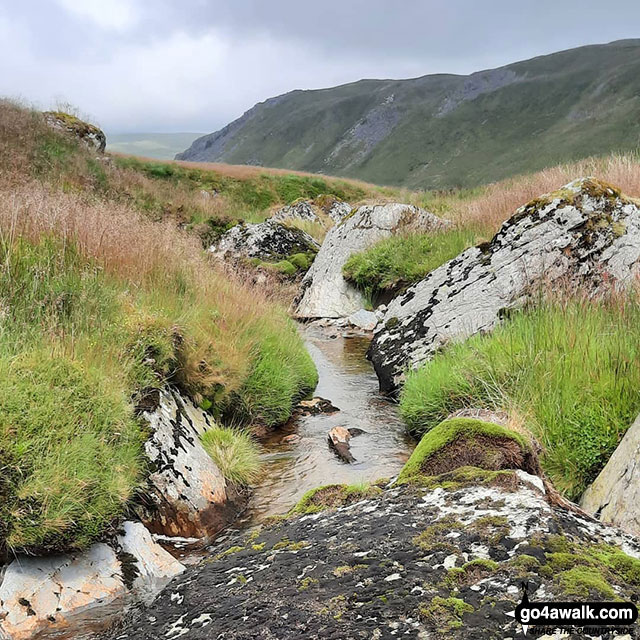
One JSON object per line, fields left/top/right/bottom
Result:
{"left": 281, "top": 434, "right": 301, "bottom": 445}
{"left": 328, "top": 426, "right": 355, "bottom": 463}
{"left": 296, "top": 397, "right": 340, "bottom": 416}
{"left": 347, "top": 308, "right": 378, "bottom": 331}
{"left": 347, "top": 427, "right": 366, "bottom": 437}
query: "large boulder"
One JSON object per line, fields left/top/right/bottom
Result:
{"left": 0, "top": 522, "right": 183, "bottom": 640}
{"left": 369, "top": 178, "right": 640, "bottom": 392}
{"left": 43, "top": 111, "right": 106, "bottom": 153}
{"left": 295, "top": 203, "right": 450, "bottom": 319}
{"left": 104, "top": 463, "right": 640, "bottom": 640}
{"left": 581, "top": 413, "right": 640, "bottom": 536}
{"left": 210, "top": 220, "right": 319, "bottom": 261}
{"left": 271, "top": 201, "right": 320, "bottom": 223}
{"left": 139, "top": 388, "right": 245, "bottom": 539}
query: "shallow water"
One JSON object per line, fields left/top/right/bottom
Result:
{"left": 236, "top": 324, "right": 415, "bottom": 526}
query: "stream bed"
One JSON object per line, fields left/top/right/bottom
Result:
{"left": 236, "top": 323, "right": 415, "bottom": 527}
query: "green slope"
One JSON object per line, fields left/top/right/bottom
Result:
{"left": 177, "top": 39, "right": 640, "bottom": 189}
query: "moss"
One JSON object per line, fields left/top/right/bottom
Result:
{"left": 547, "top": 552, "right": 592, "bottom": 572}
{"left": 413, "top": 516, "right": 464, "bottom": 553}
{"left": 273, "top": 537, "right": 309, "bottom": 551}
{"left": 333, "top": 564, "right": 367, "bottom": 577}
{"left": 298, "top": 577, "right": 319, "bottom": 590}
{"left": 288, "top": 252, "right": 315, "bottom": 271}
{"left": 385, "top": 317, "right": 399, "bottom": 330}
{"left": 446, "top": 558, "right": 499, "bottom": 587}
{"left": 252, "top": 542, "right": 265, "bottom": 551}
{"left": 509, "top": 554, "right": 541, "bottom": 575}
{"left": 419, "top": 596, "right": 474, "bottom": 632}
{"left": 290, "top": 483, "right": 382, "bottom": 516}
{"left": 556, "top": 566, "right": 616, "bottom": 600}
{"left": 402, "top": 465, "right": 519, "bottom": 491}
{"left": 396, "top": 418, "right": 531, "bottom": 485}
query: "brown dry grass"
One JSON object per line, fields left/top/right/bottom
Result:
{"left": 454, "top": 154, "right": 640, "bottom": 232}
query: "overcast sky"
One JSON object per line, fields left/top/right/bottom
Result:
{"left": 2, "top": 1, "right": 640, "bottom": 134}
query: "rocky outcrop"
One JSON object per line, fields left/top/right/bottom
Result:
{"left": 0, "top": 522, "right": 183, "bottom": 640}
{"left": 271, "top": 201, "right": 319, "bottom": 223}
{"left": 325, "top": 199, "right": 352, "bottom": 224}
{"left": 581, "top": 413, "right": 640, "bottom": 536}
{"left": 369, "top": 178, "right": 640, "bottom": 392}
{"left": 210, "top": 220, "right": 319, "bottom": 261}
{"left": 295, "top": 203, "right": 450, "bottom": 319}
{"left": 139, "top": 388, "right": 245, "bottom": 539}
{"left": 104, "top": 466, "right": 640, "bottom": 640}
{"left": 43, "top": 111, "right": 106, "bottom": 153}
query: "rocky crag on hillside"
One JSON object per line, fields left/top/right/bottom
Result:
{"left": 105, "top": 418, "right": 640, "bottom": 640}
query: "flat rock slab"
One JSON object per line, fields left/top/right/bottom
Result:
{"left": 103, "top": 474, "right": 640, "bottom": 640}
{"left": 369, "top": 178, "right": 640, "bottom": 391}
{"left": 295, "top": 203, "right": 449, "bottom": 319}
{"left": 0, "top": 522, "right": 183, "bottom": 640}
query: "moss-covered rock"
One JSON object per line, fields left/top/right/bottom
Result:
{"left": 396, "top": 418, "right": 536, "bottom": 485}
{"left": 43, "top": 111, "right": 106, "bottom": 152}
{"left": 290, "top": 483, "right": 383, "bottom": 516}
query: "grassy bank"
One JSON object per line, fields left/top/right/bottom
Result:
{"left": 0, "top": 101, "right": 317, "bottom": 554}
{"left": 399, "top": 296, "right": 640, "bottom": 500}
{"left": 342, "top": 228, "right": 484, "bottom": 299}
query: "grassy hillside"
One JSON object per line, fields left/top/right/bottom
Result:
{"left": 0, "top": 101, "right": 319, "bottom": 555}
{"left": 178, "top": 39, "right": 640, "bottom": 190}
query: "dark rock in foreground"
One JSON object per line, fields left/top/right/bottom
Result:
{"left": 104, "top": 469, "right": 640, "bottom": 639}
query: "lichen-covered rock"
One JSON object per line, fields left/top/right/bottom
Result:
{"left": 581, "top": 413, "right": 640, "bottom": 536}
{"left": 325, "top": 199, "right": 352, "bottom": 224}
{"left": 139, "top": 388, "right": 245, "bottom": 539}
{"left": 397, "top": 418, "right": 538, "bottom": 485}
{"left": 43, "top": 111, "right": 106, "bottom": 153}
{"left": 271, "top": 200, "right": 320, "bottom": 223}
{"left": 295, "top": 203, "right": 450, "bottom": 319}
{"left": 210, "top": 220, "right": 319, "bottom": 261}
{"left": 103, "top": 472, "right": 640, "bottom": 640}
{"left": 370, "top": 178, "right": 640, "bottom": 391}
{"left": 0, "top": 522, "right": 183, "bottom": 640}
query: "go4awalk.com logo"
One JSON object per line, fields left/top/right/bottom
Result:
{"left": 512, "top": 585, "right": 638, "bottom": 637}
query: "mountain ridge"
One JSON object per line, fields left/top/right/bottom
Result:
{"left": 177, "top": 39, "right": 640, "bottom": 189}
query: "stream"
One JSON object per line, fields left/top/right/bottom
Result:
{"left": 236, "top": 323, "right": 415, "bottom": 527}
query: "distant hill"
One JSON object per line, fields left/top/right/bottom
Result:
{"left": 177, "top": 39, "right": 640, "bottom": 189}
{"left": 107, "top": 132, "right": 204, "bottom": 160}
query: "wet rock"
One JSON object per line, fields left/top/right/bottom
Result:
{"left": 347, "top": 427, "right": 366, "bottom": 437}
{"left": 139, "top": 388, "right": 245, "bottom": 540}
{"left": 581, "top": 413, "right": 640, "bottom": 536}
{"left": 281, "top": 434, "right": 302, "bottom": 445}
{"left": 209, "top": 220, "right": 319, "bottom": 261}
{"left": 104, "top": 470, "right": 640, "bottom": 640}
{"left": 295, "top": 203, "right": 450, "bottom": 319}
{"left": 369, "top": 178, "right": 640, "bottom": 392}
{"left": 296, "top": 396, "right": 340, "bottom": 416}
{"left": 43, "top": 111, "right": 106, "bottom": 153}
{"left": 347, "top": 308, "right": 378, "bottom": 331}
{"left": 0, "top": 522, "right": 183, "bottom": 640}
{"left": 327, "top": 426, "right": 355, "bottom": 463}
{"left": 271, "top": 200, "right": 319, "bottom": 223}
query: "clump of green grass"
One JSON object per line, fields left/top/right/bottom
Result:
{"left": 400, "top": 296, "right": 640, "bottom": 499}
{"left": 342, "top": 228, "right": 483, "bottom": 299}
{"left": 200, "top": 427, "right": 261, "bottom": 485}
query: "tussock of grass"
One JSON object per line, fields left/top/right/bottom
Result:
{"left": 342, "top": 228, "right": 484, "bottom": 299}
{"left": 0, "top": 101, "right": 317, "bottom": 553}
{"left": 200, "top": 427, "right": 261, "bottom": 486}
{"left": 400, "top": 296, "right": 640, "bottom": 499}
